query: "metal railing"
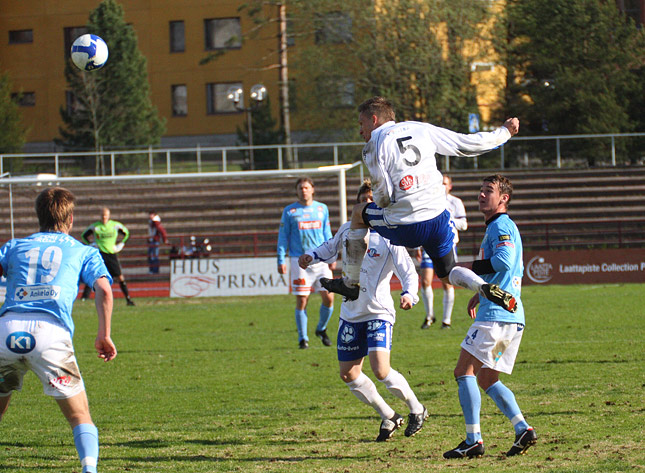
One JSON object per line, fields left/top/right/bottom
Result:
{"left": 1, "top": 132, "right": 643, "bottom": 177}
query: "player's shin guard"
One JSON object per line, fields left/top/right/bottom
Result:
{"left": 295, "top": 309, "right": 307, "bottom": 341}
{"left": 342, "top": 229, "right": 368, "bottom": 286}
{"left": 119, "top": 280, "right": 131, "bottom": 300}
{"left": 380, "top": 369, "right": 424, "bottom": 414}
{"left": 457, "top": 375, "right": 482, "bottom": 444}
{"left": 421, "top": 286, "right": 434, "bottom": 320}
{"left": 443, "top": 286, "right": 455, "bottom": 325}
{"left": 347, "top": 372, "right": 395, "bottom": 420}
{"left": 485, "top": 381, "right": 530, "bottom": 435}
{"left": 73, "top": 423, "right": 99, "bottom": 473}
{"left": 448, "top": 266, "right": 486, "bottom": 293}
{"left": 317, "top": 304, "right": 334, "bottom": 332}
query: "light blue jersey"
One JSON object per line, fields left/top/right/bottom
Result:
{"left": 277, "top": 200, "right": 332, "bottom": 265}
{"left": 476, "top": 214, "right": 524, "bottom": 324}
{"left": 0, "top": 232, "right": 111, "bottom": 335}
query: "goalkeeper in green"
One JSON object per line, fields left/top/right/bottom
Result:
{"left": 81, "top": 207, "right": 135, "bottom": 306}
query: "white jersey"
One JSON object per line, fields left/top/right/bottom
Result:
{"left": 446, "top": 193, "right": 467, "bottom": 244}
{"left": 307, "top": 222, "right": 419, "bottom": 324}
{"left": 363, "top": 120, "right": 511, "bottom": 226}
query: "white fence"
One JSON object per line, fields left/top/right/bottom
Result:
{"left": 1, "top": 132, "right": 644, "bottom": 177}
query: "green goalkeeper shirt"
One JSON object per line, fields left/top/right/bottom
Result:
{"left": 81, "top": 219, "right": 129, "bottom": 254}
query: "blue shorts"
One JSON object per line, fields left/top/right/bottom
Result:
{"left": 363, "top": 205, "right": 455, "bottom": 260}
{"left": 337, "top": 318, "right": 392, "bottom": 362}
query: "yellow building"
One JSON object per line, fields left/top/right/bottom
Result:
{"left": 0, "top": 0, "right": 284, "bottom": 151}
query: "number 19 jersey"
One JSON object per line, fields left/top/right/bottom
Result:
{"left": 0, "top": 232, "right": 111, "bottom": 335}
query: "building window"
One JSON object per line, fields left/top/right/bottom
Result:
{"left": 9, "top": 29, "right": 33, "bottom": 44}
{"left": 11, "top": 92, "right": 35, "bottom": 107}
{"left": 169, "top": 21, "right": 185, "bottom": 52}
{"left": 65, "top": 91, "right": 84, "bottom": 114}
{"left": 204, "top": 18, "right": 241, "bottom": 50}
{"left": 206, "top": 82, "right": 242, "bottom": 114}
{"left": 317, "top": 76, "right": 355, "bottom": 108}
{"left": 172, "top": 85, "right": 187, "bottom": 116}
{"left": 315, "top": 12, "right": 352, "bottom": 44}
{"left": 64, "top": 26, "right": 88, "bottom": 55}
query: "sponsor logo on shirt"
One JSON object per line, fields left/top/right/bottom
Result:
{"left": 498, "top": 235, "right": 511, "bottom": 241}
{"left": 366, "top": 248, "right": 381, "bottom": 258}
{"left": 14, "top": 285, "right": 61, "bottom": 301}
{"left": 399, "top": 175, "right": 414, "bottom": 191}
{"left": 292, "top": 278, "right": 306, "bottom": 286}
{"left": 298, "top": 221, "right": 322, "bottom": 230}
{"left": 496, "top": 242, "right": 515, "bottom": 249}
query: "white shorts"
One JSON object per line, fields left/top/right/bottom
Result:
{"left": 0, "top": 312, "right": 85, "bottom": 399}
{"left": 460, "top": 321, "right": 524, "bottom": 375}
{"left": 290, "top": 257, "right": 332, "bottom": 296}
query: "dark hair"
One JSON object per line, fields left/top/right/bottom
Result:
{"left": 483, "top": 174, "right": 513, "bottom": 205}
{"left": 358, "top": 96, "right": 395, "bottom": 122}
{"left": 356, "top": 179, "right": 372, "bottom": 203}
{"left": 295, "top": 177, "right": 314, "bottom": 189}
{"left": 35, "top": 187, "right": 75, "bottom": 232}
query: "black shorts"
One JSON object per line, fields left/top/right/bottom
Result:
{"left": 100, "top": 252, "right": 122, "bottom": 278}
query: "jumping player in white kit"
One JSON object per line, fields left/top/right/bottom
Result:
{"left": 321, "top": 96, "right": 519, "bottom": 315}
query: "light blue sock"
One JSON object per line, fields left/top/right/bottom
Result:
{"left": 486, "top": 381, "right": 530, "bottom": 434}
{"left": 295, "top": 309, "right": 308, "bottom": 341}
{"left": 316, "top": 304, "right": 334, "bottom": 332}
{"left": 457, "top": 375, "right": 482, "bottom": 444}
{"left": 72, "top": 423, "right": 98, "bottom": 473}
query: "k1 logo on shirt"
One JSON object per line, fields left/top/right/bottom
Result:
{"left": 6, "top": 331, "right": 36, "bottom": 354}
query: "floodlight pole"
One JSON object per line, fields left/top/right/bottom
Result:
{"left": 227, "top": 84, "right": 266, "bottom": 171}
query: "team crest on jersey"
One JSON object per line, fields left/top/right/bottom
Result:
{"left": 399, "top": 175, "right": 414, "bottom": 191}
{"left": 366, "top": 248, "right": 381, "bottom": 258}
{"left": 14, "top": 285, "right": 61, "bottom": 301}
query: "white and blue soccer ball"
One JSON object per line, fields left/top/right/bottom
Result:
{"left": 70, "top": 34, "right": 109, "bottom": 71}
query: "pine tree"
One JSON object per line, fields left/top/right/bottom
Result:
{"left": 0, "top": 70, "right": 27, "bottom": 155}
{"left": 58, "top": 0, "right": 165, "bottom": 171}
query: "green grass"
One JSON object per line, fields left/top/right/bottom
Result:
{"left": 1, "top": 283, "right": 644, "bottom": 472}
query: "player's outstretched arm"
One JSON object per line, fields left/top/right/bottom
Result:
{"left": 93, "top": 276, "right": 117, "bottom": 362}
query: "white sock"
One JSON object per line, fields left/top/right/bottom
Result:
{"left": 380, "top": 369, "right": 424, "bottom": 414}
{"left": 442, "top": 286, "right": 455, "bottom": 325}
{"left": 346, "top": 372, "right": 395, "bottom": 420}
{"left": 421, "top": 286, "right": 434, "bottom": 320}
{"left": 342, "top": 228, "right": 368, "bottom": 285}
{"left": 448, "top": 266, "right": 486, "bottom": 293}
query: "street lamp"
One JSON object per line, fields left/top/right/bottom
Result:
{"left": 227, "top": 83, "right": 267, "bottom": 170}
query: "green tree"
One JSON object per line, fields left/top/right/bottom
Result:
{"left": 499, "top": 0, "right": 645, "bottom": 165}
{"left": 0, "top": 70, "right": 27, "bottom": 155}
{"left": 58, "top": 0, "right": 165, "bottom": 171}
{"left": 230, "top": 0, "right": 494, "bottom": 144}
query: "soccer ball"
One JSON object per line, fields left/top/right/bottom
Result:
{"left": 70, "top": 34, "right": 109, "bottom": 71}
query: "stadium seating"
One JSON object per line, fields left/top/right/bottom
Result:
{"left": 1, "top": 166, "right": 644, "bottom": 284}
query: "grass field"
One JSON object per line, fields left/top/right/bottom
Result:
{"left": 0, "top": 283, "right": 643, "bottom": 472}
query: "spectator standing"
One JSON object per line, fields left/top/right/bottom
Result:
{"left": 0, "top": 187, "right": 116, "bottom": 473}
{"left": 81, "top": 207, "right": 135, "bottom": 306}
{"left": 277, "top": 177, "right": 335, "bottom": 349}
{"left": 148, "top": 210, "right": 168, "bottom": 274}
